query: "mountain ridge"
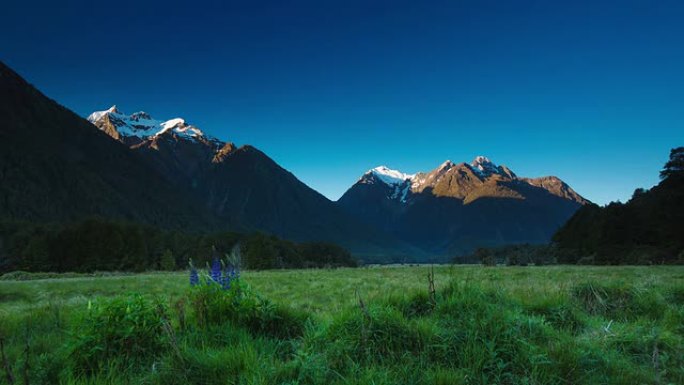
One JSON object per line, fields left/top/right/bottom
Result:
{"left": 0, "top": 62, "right": 217, "bottom": 230}
{"left": 350, "top": 157, "right": 587, "bottom": 205}
{"left": 86, "top": 103, "right": 419, "bottom": 259}
{"left": 337, "top": 157, "right": 588, "bottom": 258}
{"left": 0, "top": 60, "right": 590, "bottom": 262}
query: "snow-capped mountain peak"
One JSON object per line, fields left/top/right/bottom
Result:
{"left": 87, "top": 106, "right": 219, "bottom": 145}
{"left": 369, "top": 166, "right": 415, "bottom": 185}
{"left": 438, "top": 160, "right": 455, "bottom": 171}
{"left": 359, "top": 166, "right": 415, "bottom": 202}
{"left": 87, "top": 105, "right": 119, "bottom": 122}
{"left": 470, "top": 155, "right": 500, "bottom": 176}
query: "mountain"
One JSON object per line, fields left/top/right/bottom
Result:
{"left": 0, "top": 61, "right": 214, "bottom": 229}
{"left": 0, "top": 61, "right": 414, "bottom": 259}
{"left": 0, "top": 59, "right": 591, "bottom": 261}
{"left": 87, "top": 105, "right": 416, "bottom": 258}
{"left": 338, "top": 157, "right": 588, "bottom": 258}
{"left": 553, "top": 147, "right": 684, "bottom": 264}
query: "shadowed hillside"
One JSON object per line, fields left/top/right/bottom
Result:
{"left": 553, "top": 147, "right": 684, "bottom": 264}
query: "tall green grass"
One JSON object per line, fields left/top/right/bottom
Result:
{"left": 0, "top": 266, "right": 682, "bottom": 384}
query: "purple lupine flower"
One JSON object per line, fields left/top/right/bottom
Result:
{"left": 209, "top": 257, "right": 222, "bottom": 284}
{"left": 189, "top": 260, "right": 199, "bottom": 287}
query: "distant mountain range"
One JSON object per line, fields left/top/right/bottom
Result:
{"left": 0, "top": 61, "right": 588, "bottom": 262}
{"left": 337, "top": 158, "right": 587, "bottom": 257}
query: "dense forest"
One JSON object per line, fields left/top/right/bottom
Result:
{"left": 0, "top": 218, "right": 357, "bottom": 273}
{"left": 552, "top": 147, "right": 684, "bottom": 265}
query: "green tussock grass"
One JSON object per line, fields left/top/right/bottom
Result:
{"left": 0, "top": 265, "right": 683, "bottom": 384}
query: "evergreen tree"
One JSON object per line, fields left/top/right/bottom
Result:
{"left": 159, "top": 249, "right": 176, "bottom": 270}
{"left": 660, "top": 147, "right": 684, "bottom": 180}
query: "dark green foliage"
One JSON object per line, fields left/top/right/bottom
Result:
{"left": 0, "top": 219, "right": 357, "bottom": 273}
{"left": 159, "top": 249, "right": 176, "bottom": 271}
{"left": 188, "top": 281, "right": 307, "bottom": 339}
{"left": 459, "top": 244, "right": 557, "bottom": 266}
{"left": 660, "top": 146, "right": 684, "bottom": 180}
{"left": 68, "top": 295, "right": 168, "bottom": 374}
{"left": 475, "top": 247, "right": 496, "bottom": 266}
{"left": 242, "top": 233, "right": 358, "bottom": 270}
{"left": 554, "top": 147, "right": 684, "bottom": 265}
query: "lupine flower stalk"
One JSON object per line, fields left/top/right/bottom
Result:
{"left": 189, "top": 248, "right": 241, "bottom": 290}
{"left": 210, "top": 257, "right": 222, "bottom": 284}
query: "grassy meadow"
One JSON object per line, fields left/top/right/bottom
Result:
{"left": 0, "top": 265, "right": 683, "bottom": 384}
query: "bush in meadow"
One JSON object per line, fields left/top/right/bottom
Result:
{"left": 187, "top": 257, "right": 305, "bottom": 338}
{"left": 67, "top": 294, "right": 168, "bottom": 374}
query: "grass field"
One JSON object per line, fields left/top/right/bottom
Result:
{"left": 1, "top": 265, "right": 683, "bottom": 384}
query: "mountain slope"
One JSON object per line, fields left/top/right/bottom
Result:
{"left": 0, "top": 61, "right": 214, "bottom": 229}
{"left": 338, "top": 157, "right": 588, "bottom": 258}
{"left": 553, "top": 148, "right": 684, "bottom": 264}
{"left": 87, "top": 105, "right": 417, "bottom": 258}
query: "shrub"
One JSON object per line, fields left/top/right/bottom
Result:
{"left": 188, "top": 281, "right": 307, "bottom": 339}
{"left": 68, "top": 294, "right": 168, "bottom": 374}
{"left": 159, "top": 249, "right": 176, "bottom": 270}
{"left": 475, "top": 248, "right": 497, "bottom": 266}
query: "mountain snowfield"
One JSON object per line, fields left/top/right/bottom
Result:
{"left": 87, "top": 105, "right": 222, "bottom": 146}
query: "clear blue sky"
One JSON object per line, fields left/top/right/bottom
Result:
{"left": 3, "top": 0, "right": 683, "bottom": 205}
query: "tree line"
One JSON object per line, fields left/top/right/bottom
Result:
{"left": 552, "top": 147, "right": 684, "bottom": 265}
{"left": 454, "top": 244, "right": 558, "bottom": 266}
{"left": 0, "top": 218, "right": 358, "bottom": 273}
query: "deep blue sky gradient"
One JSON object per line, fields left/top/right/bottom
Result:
{"left": 3, "top": 0, "right": 683, "bottom": 204}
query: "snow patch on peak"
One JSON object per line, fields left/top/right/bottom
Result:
{"left": 369, "top": 166, "right": 415, "bottom": 186}
{"left": 158, "top": 118, "right": 206, "bottom": 139}
{"left": 471, "top": 155, "right": 494, "bottom": 166}
{"left": 88, "top": 106, "right": 218, "bottom": 144}
{"left": 360, "top": 166, "right": 415, "bottom": 203}
{"left": 87, "top": 106, "right": 120, "bottom": 123}
{"left": 160, "top": 118, "right": 186, "bottom": 130}
{"left": 437, "top": 160, "right": 455, "bottom": 171}
{"left": 470, "top": 155, "right": 499, "bottom": 175}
